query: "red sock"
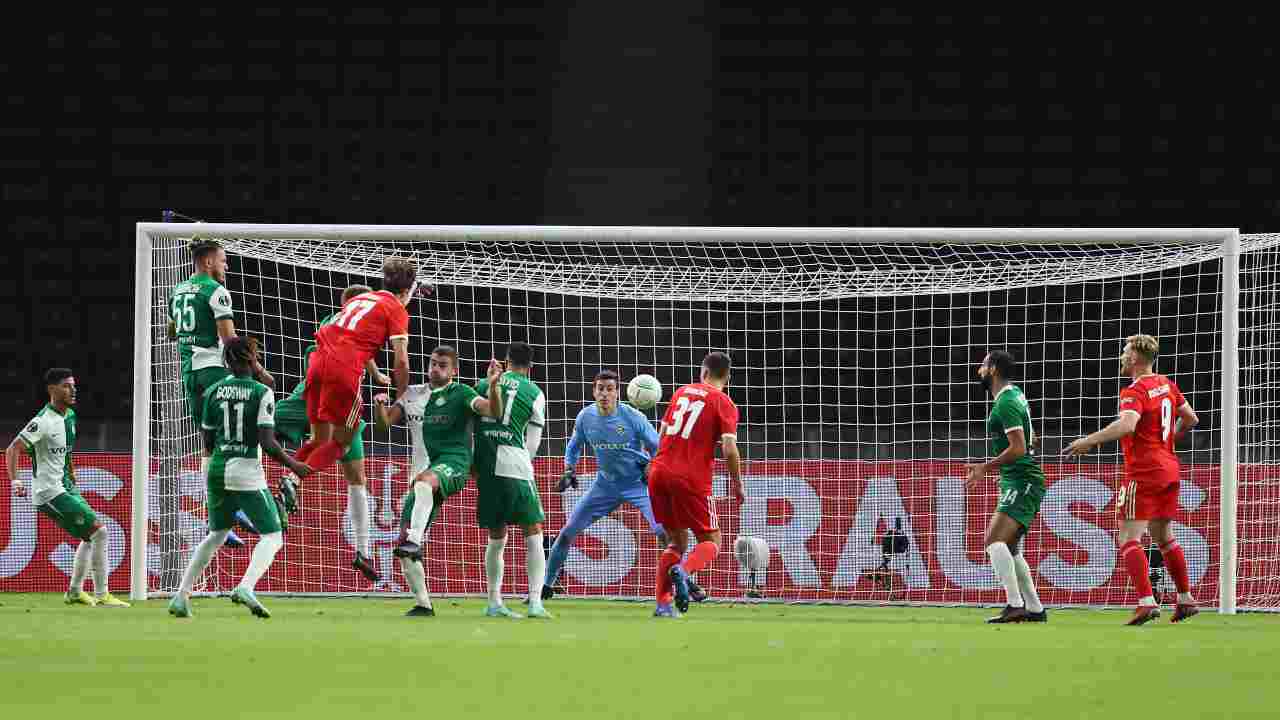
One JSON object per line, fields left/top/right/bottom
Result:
{"left": 1160, "top": 540, "right": 1191, "bottom": 594}
{"left": 682, "top": 541, "right": 719, "bottom": 574}
{"left": 656, "top": 548, "right": 680, "bottom": 605}
{"left": 303, "top": 439, "right": 345, "bottom": 476}
{"left": 1121, "top": 539, "right": 1154, "bottom": 601}
{"left": 294, "top": 439, "right": 320, "bottom": 465}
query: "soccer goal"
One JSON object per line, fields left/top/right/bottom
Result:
{"left": 130, "top": 224, "right": 1280, "bottom": 612}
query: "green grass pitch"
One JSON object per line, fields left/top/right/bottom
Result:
{"left": 2, "top": 594, "right": 1277, "bottom": 719}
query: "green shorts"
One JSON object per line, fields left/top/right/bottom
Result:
{"left": 398, "top": 459, "right": 470, "bottom": 533}
{"left": 417, "top": 459, "right": 470, "bottom": 497}
{"left": 37, "top": 491, "right": 100, "bottom": 541}
{"left": 475, "top": 474, "right": 545, "bottom": 529}
{"left": 996, "top": 479, "right": 1046, "bottom": 529}
{"left": 185, "top": 366, "right": 233, "bottom": 428}
{"left": 274, "top": 382, "right": 365, "bottom": 463}
{"left": 273, "top": 385, "right": 310, "bottom": 446}
{"left": 207, "top": 482, "right": 282, "bottom": 534}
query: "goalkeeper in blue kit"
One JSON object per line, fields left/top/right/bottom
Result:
{"left": 542, "top": 370, "right": 703, "bottom": 602}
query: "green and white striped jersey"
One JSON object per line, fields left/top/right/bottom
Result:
{"left": 201, "top": 375, "right": 276, "bottom": 491}
{"left": 169, "top": 273, "right": 234, "bottom": 374}
{"left": 474, "top": 371, "right": 546, "bottom": 481}
{"left": 17, "top": 404, "right": 77, "bottom": 505}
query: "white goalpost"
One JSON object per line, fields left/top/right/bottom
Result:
{"left": 130, "top": 224, "right": 1279, "bottom": 613}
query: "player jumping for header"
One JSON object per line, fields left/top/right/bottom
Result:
{"left": 275, "top": 283, "right": 391, "bottom": 581}
{"left": 292, "top": 257, "right": 416, "bottom": 484}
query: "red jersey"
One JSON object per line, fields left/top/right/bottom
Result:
{"left": 1118, "top": 374, "right": 1186, "bottom": 485}
{"left": 650, "top": 382, "right": 739, "bottom": 495}
{"left": 314, "top": 290, "right": 409, "bottom": 370}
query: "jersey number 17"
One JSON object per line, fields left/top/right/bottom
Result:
{"left": 334, "top": 299, "right": 378, "bottom": 330}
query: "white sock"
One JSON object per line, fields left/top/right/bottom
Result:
{"left": 1013, "top": 554, "right": 1043, "bottom": 613}
{"left": 407, "top": 481, "right": 434, "bottom": 545}
{"left": 90, "top": 527, "right": 109, "bottom": 598}
{"left": 179, "top": 529, "right": 230, "bottom": 598}
{"left": 1139, "top": 595, "right": 1158, "bottom": 607}
{"left": 526, "top": 533, "right": 546, "bottom": 607}
{"left": 200, "top": 454, "right": 210, "bottom": 476}
{"left": 1178, "top": 592, "right": 1195, "bottom": 604}
{"left": 238, "top": 532, "right": 283, "bottom": 591}
{"left": 69, "top": 540, "right": 92, "bottom": 594}
{"left": 986, "top": 542, "right": 1024, "bottom": 608}
{"left": 486, "top": 535, "right": 507, "bottom": 607}
{"left": 348, "top": 484, "right": 371, "bottom": 557}
{"left": 399, "top": 557, "right": 432, "bottom": 608}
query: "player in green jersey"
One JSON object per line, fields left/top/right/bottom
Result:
{"left": 473, "top": 342, "right": 551, "bottom": 619}
{"left": 167, "top": 238, "right": 272, "bottom": 474}
{"left": 965, "top": 350, "right": 1048, "bottom": 624}
{"left": 274, "top": 283, "right": 390, "bottom": 582}
{"left": 6, "top": 368, "right": 129, "bottom": 607}
{"left": 168, "top": 337, "right": 312, "bottom": 620}
{"left": 385, "top": 345, "right": 502, "bottom": 617}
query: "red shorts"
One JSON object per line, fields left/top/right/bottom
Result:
{"left": 304, "top": 350, "right": 362, "bottom": 428}
{"left": 648, "top": 466, "right": 718, "bottom": 535}
{"left": 1116, "top": 478, "right": 1180, "bottom": 521}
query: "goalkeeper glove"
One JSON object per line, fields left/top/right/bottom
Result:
{"left": 556, "top": 468, "right": 578, "bottom": 493}
{"left": 278, "top": 475, "right": 299, "bottom": 514}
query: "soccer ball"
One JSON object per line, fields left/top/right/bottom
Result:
{"left": 627, "top": 374, "right": 662, "bottom": 410}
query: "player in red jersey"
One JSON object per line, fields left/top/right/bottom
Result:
{"left": 648, "top": 351, "right": 746, "bottom": 617}
{"left": 292, "top": 257, "right": 417, "bottom": 480}
{"left": 1065, "top": 334, "right": 1200, "bottom": 625}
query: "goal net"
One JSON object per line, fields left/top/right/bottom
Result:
{"left": 129, "top": 225, "right": 1279, "bottom": 610}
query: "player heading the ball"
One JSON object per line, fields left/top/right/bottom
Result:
{"left": 1065, "top": 334, "right": 1201, "bottom": 626}
{"left": 275, "top": 283, "right": 390, "bottom": 582}
{"left": 649, "top": 351, "right": 745, "bottom": 617}
{"left": 294, "top": 257, "right": 417, "bottom": 480}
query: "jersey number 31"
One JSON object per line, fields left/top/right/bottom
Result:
{"left": 665, "top": 397, "right": 705, "bottom": 439}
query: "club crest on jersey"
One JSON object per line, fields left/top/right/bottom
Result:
{"left": 435, "top": 396, "right": 446, "bottom": 407}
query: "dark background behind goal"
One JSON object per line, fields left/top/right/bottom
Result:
{"left": 1, "top": 8, "right": 1275, "bottom": 448}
